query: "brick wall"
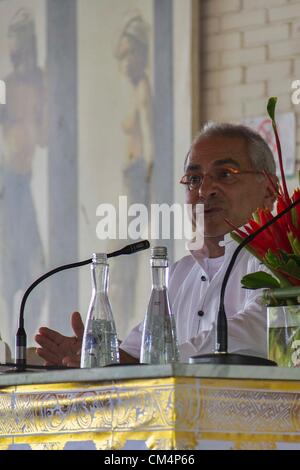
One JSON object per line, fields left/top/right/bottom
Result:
{"left": 200, "top": 0, "right": 300, "bottom": 168}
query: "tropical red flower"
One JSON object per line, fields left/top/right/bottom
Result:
{"left": 230, "top": 98, "right": 300, "bottom": 290}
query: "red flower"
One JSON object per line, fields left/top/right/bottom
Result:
{"left": 229, "top": 98, "right": 300, "bottom": 290}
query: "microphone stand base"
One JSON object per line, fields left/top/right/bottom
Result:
{"left": 189, "top": 352, "right": 277, "bottom": 366}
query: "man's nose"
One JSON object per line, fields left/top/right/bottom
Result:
{"left": 198, "top": 173, "right": 218, "bottom": 199}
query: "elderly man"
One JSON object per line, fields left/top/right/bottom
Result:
{"left": 35, "top": 123, "right": 277, "bottom": 366}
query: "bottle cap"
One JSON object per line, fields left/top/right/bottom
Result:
{"left": 92, "top": 253, "right": 108, "bottom": 264}
{"left": 151, "top": 246, "right": 167, "bottom": 258}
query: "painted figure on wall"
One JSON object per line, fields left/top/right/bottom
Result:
{"left": 110, "top": 12, "right": 154, "bottom": 336}
{"left": 115, "top": 11, "right": 153, "bottom": 206}
{"left": 0, "top": 8, "right": 46, "bottom": 350}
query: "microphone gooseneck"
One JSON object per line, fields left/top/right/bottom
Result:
{"left": 15, "top": 240, "right": 150, "bottom": 371}
{"left": 190, "top": 197, "right": 300, "bottom": 366}
{"left": 216, "top": 196, "right": 300, "bottom": 354}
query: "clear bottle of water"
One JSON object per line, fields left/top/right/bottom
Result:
{"left": 140, "top": 246, "right": 179, "bottom": 364}
{"left": 81, "top": 253, "right": 120, "bottom": 368}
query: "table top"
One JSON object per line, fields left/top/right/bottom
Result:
{"left": 1, "top": 362, "right": 300, "bottom": 387}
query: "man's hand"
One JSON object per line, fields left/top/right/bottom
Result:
{"left": 35, "top": 311, "right": 84, "bottom": 367}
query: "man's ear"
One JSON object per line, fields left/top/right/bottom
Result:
{"left": 264, "top": 174, "right": 278, "bottom": 211}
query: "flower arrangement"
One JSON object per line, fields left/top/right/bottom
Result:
{"left": 230, "top": 98, "right": 300, "bottom": 301}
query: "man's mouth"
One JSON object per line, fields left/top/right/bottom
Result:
{"left": 204, "top": 207, "right": 223, "bottom": 214}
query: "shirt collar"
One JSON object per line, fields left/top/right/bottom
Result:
{"left": 189, "top": 232, "right": 239, "bottom": 266}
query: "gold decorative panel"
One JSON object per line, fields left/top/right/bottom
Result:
{"left": 1, "top": 377, "right": 300, "bottom": 449}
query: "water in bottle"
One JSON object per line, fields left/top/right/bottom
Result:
{"left": 140, "top": 246, "right": 179, "bottom": 364}
{"left": 81, "top": 253, "right": 120, "bottom": 368}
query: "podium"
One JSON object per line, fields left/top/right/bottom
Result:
{"left": 1, "top": 364, "right": 300, "bottom": 450}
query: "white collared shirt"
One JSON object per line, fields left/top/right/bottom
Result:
{"left": 120, "top": 235, "right": 268, "bottom": 362}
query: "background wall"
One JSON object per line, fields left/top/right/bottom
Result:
{"left": 0, "top": 0, "right": 50, "bottom": 354}
{"left": 200, "top": 0, "right": 300, "bottom": 185}
{"left": 1, "top": 0, "right": 300, "bottom": 356}
{"left": 172, "top": 0, "right": 300, "bottom": 269}
{"left": 77, "top": 0, "right": 155, "bottom": 340}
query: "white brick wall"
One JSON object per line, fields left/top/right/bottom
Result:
{"left": 294, "top": 59, "right": 300, "bottom": 76}
{"left": 200, "top": 0, "right": 300, "bottom": 164}
{"left": 291, "top": 19, "right": 300, "bottom": 38}
{"left": 203, "top": 89, "right": 219, "bottom": 106}
{"left": 221, "top": 47, "right": 266, "bottom": 67}
{"left": 219, "top": 82, "right": 265, "bottom": 103}
{"left": 267, "top": 78, "right": 293, "bottom": 96}
{"left": 296, "top": 125, "right": 300, "bottom": 144}
{"left": 206, "top": 32, "right": 241, "bottom": 52}
{"left": 206, "top": 102, "right": 243, "bottom": 121}
{"left": 201, "top": 17, "right": 220, "bottom": 35}
{"left": 221, "top": 10, "right": 266, "bottom": 31}
{"left": 204, "top": 67, "right": 243, "bottom": 88}
{"left": 269, "top": 39, "right": 300, "bottom": 59}
{"left": 269, "top": 3, "right": 300, "bottom": 22}
{"left": 242, "top": 0, "right": 286, "bottom": 9}
{"left": 244, "top": 24, "right": 289, "bottom": 47}
{"left": 246, "top": 61, "right": 291, "bottom": 82}
{"left": 203, "top": 52, "right": 221, "bottom": 71}
{"left": 202, "top": 0, "right": 241, "bottom": 17}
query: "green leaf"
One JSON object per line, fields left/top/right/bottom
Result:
{"left": 277, "top": 249, "right": 290, "bottom": 264}
{"left": 291, "top": 207, "right": 298, "bottom": 229}
{"left": 281, "top": 253, "right": 300, "bottom": 267}
{"left": 264, "top": 250, "right": 281, "bottom": 269}
{"left": 252, "top": 210, "right": 260, "bottom": 224}
{"left": 291, "top": 237, "right": 300, "bottom": 257}
{"left": 287, "top": 232, "right": 300, "bottom": 256}
{"left": 280, "top": 259, "right": 300, "bottom": 279}
{"left": 241, "top": 271, "right": 281, "bottom": 289}
{"left": 230, "top": 231, "right": 244, "bottom": 245}
{"left": 267, "top": 97, "right": 277, "bottom": 122}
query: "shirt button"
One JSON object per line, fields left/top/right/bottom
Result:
{"left": 201, "top": 275, "right": 206, "bottom": 281}
{"left": 197, "top": 310, "right": 204, "bottom": 317}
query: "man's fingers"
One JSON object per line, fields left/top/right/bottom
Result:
{"left": 62, "top": 356, "right": 80, "bottom": 368}
{"left": 71, "top": 311, "right": 84, "bottom": 340}
{"left": 35, "top": 333, "right": 61, "bottom": 355}
{"left": 37, "top": 327, "right": 65, "bottom": 346}
{"left": 36, "top": 347, "right": 60, "bottom": 365}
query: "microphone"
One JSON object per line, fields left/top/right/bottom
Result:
{"left": 108, "top": 240, "right": 150, "bottom": 257}
{"left": 189, "top": 198, "right": 300, "bottom": 366}
{"left": 15, "top": 240, "right": 150, "bottom": 371}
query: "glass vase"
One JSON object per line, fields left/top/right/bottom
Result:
{"left": 267, "top": 304, "right": 300, "bottom": 367}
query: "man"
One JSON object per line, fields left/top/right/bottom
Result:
{"left": 35, "top": 123, "right": 277, "bottom": 366}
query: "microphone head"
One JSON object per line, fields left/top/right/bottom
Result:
{"left": 123, "top": 240, "right": 150, "bottom": 254}
{"left": 108, "top": 240, "right": 150, "bottom": 258}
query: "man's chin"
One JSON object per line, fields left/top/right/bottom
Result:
{"left": 203, "top": 225, "right": 230, "bottom": 239}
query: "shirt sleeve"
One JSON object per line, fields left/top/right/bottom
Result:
{"left": 120, "top": 321, "right": 143, "bottom": 359}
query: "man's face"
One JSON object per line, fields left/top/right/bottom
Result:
{"left": 184, "top": 135, "right": 274, "bottom": 238}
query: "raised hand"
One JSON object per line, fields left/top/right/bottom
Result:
{"left": 35, "top": 311, "right": 84, "bottom": 367}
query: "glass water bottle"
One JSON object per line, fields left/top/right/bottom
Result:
{"left": 140, "top": 246, "right": 179, "bottom": 364}
{"left": 81, "top": 253, "right": 120, "bottom": 368}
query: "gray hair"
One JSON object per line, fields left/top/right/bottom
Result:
{"left": 186, "top": 122, "right": 276, "bottom": 175}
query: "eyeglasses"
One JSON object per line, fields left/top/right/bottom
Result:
{"left": 180, "top": 167, "right": 263, "bottom": 191}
